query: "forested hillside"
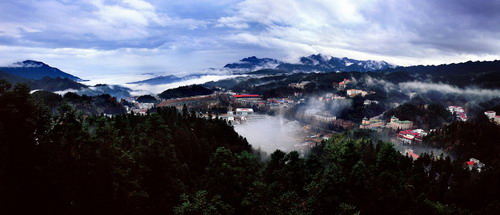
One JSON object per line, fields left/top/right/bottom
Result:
{"left": 0, "top": 81, "right": 249, "bottom": 214}
{"left": 1, "top": 80, "right": 499, "bottom": 214}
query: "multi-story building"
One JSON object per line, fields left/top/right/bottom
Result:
{"left": 388, "top": 116, "right": 413, "bottom": 130}
{"left": 397, "top": 129, "right": 427, "bottom": 144}
{"left": 360, "top": 117, "right": 384, "bottom": 129}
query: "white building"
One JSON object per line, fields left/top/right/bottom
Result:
{"left": 347, "top": 89, "right": 368, "bottom": 97}
{"left": 484, "top": 111, "right": 496, "bottom": 119}
{"left": 235, "top": 108, "right": 254, "bottom": 116}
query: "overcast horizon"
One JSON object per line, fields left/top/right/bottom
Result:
{"left": 1, "top": 0, "right": 500, "bottom": 81}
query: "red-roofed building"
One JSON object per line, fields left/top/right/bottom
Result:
{"left": 337, "top": 78, "right": 351, "bottom": 89}
{"left": 233, "top": 94, "right": 261, "bottom": 98}
{"left": 465, "top": 158, "right": 485, "bottom": 172}
{"left": 397, "top": 129, "right": 427, "bottom": 144}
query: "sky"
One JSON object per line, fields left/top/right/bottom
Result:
{"left": 1, "top": 0, "right": 500, "bottom": 82}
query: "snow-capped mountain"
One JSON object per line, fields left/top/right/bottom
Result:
{"left": 223, "top": 54, "right": 397, "bottom": 74}
{"left": 277, "top": 54, "right": 397, "bottom": 72}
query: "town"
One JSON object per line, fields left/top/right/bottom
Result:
{"left": 119, "top": 76, "right": 497, "bottom": 169}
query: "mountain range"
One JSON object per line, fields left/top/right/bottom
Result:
{"left": 224, "top": 56, "right": 282, "bottom": 71}
{"left": 224, "top": 54, "right": 396, "bottom": 73}
{"left": 132, "top": 54, "right": 398, "bottom": 85}
{"left": 0, "top": 60, "right": 131, "bottom": 98}
{"left": 2, "top": 56, "right": 500, "bottom": 99}
{"left": 277, "top": 54, "right": 396, "bottom": 72}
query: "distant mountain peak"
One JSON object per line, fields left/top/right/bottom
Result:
{"left": 10, "top": 60, "right": 48, "bottom": 68}
{"left": 278, "top": 54, "right": 397, "bottom": 72}
{"left": 224, "top": 56, "right": 282, "bottom": 71}
{"left": 0, "top": 60, "right": 82, "bottom": 81}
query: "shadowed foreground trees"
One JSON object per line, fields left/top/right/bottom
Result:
{"left": 0, "top": 81, "right": 249, "bottom": 214}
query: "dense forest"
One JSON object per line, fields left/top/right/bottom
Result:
{"left": 1, "top": 80, "right": 499, "bottom": 214}
{"left": 32, "top": 90, "right": 127, "bottom": 115}
{"left": 159, "top": 85, "right": 214, "bottom": 100}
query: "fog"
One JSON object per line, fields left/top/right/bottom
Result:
{"left": 233, "top": 115, "right": 304, "bottom": 153}
{"left": 124, "top": 74, "right": 241, "bottom": 95}
{"left": 301, "top": 97, "right": 352, "bottom": 116}
{"left": 399, "top": 82, "right": 500, "bottom": 100}
{"left": 394, "top": 143, "right": 455, "bottom": 160}
{"left": 363, "top": 76, "right": 500, "bottom": 102}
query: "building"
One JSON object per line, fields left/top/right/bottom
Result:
{"left": 360, "top": 117, "right": 384, "bottom": 129}
{"left": 233, "top": 94, "right": 261, "bottom": 99}
{"left": 235, "top": 108, "right": 254, "bottom": 116}
{"left": 448, "top": 106, "right": 468, "bottom": 121}
{"left": 214, "top": 112, "right": 235, "bottom": 123}
{"left": 484, "top": 111, "right": 500, "bottom": 124}
{"left": 363, "top": 100, "right": 379, "bottom": 106}
{"left": 157, "top": 94, "right": 219, "bottom": 109}
{"left": 332, "top": 95, "right": 346, "bottom": 100}
{"left": 312, "top": 113, "right": 337, "bottom": 123}
{"left": 346, "top": 89, "right": 368, "bottom": 97}
{"left": 232, "top": 94, "right": 263, "bottom": 106}
{"left": 289, "top": 81, "right": 310, "bottom": 89}
{"left": 465, "top": 158, "right": 485, "bottom": 172}
{"left": 331, "top": 119, "right": 356, "bottom": 129}
{"left": 397, "top": 129, "right": 427, "bottom": 144}
{"left": 484, "top": 111, "right": 496, "bottom": 119}
{"left": 388, "top": 116, "right": 413, "bottom": 130}
{"left": 337, "top": 78, "right": 351, "bottom": 89}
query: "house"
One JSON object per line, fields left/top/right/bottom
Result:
{"left": 157, "top": 94, "right": 218, "bottom": 109}
{"left": 312, "top": 113, "right": 337, "bottom": 123}
{"left": 346, "top": 89, "right": 368, "bottom": 97}
{"left": 448, "top": 106, "right": 467, "bottom": 121}
{"left": 397, "top": 129, "right": 427, "bottom": 144}
{"left": 235, "top": 108, "right": 254, "bottom": 116}
{"left": 337, "top": 78, "right": 351, "bottom": 89}
{"left": 289, "top": 81, "right": 310, "bottom": 89}
{"left": 388, "top": 116, "right": 413, "bottom": 130}
{"left": 484, "top": 111, "right": 496, "bottom": 119}
{"left": 465, "top": 158, "right": 485, "bottom": 172}
{"left": 360, "top": 117, "right": 384, "bottom": 129}
{"left": 332, "top": 95, "right": 346, "bottom": 100}
{"left": 363, "top": 100, "right": 379, "bottom": 106}
{"left": 484, "top": 111, "right": 500, "bottom": 124}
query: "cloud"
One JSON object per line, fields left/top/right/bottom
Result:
{"left": 398, "top": 82, "right": 500, "bottom": 100}
{"left": 218, "top": 0, "right": 500, "bottom": 65}
{"left": 0, "top": 0, "right": 209, "bottom": 48}
{"left": 0, "top": 0, "right": 499, "bottom": 82}
{"left": 234, "top": 115, "right": 304, "bottom": 153}
{"left": 124, "top": 74, "right": 241, "bottom": 95}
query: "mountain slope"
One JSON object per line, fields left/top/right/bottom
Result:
{"left": 0, "top": 71, "right": 86, "bottom": 91}
{"left": 127, "top": 74, "right": 203, "bottom": 85}
{"left": 0, "top": 60, "right": 83, "bottom": 81}
{"left": 379, "top": 60, "right": 500, "bottom": 88}
{"left": 277, "top": 54, "right": 396, "bottom": 72}
{"left": 224, "top": 56, "right": 282, "bottom": 71}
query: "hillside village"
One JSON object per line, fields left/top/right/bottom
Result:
{"left": 119, "top": 74, "right": 498, "bottom": 166}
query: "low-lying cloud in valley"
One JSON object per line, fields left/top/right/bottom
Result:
{"left": 301, "top": 97, "right": 352, "bottom": 117}
{"left": 233, "top": 116, "right": 304, "bottom": 153}
{"left": 399, "top": 82, "right": 500, "bottom": 100}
